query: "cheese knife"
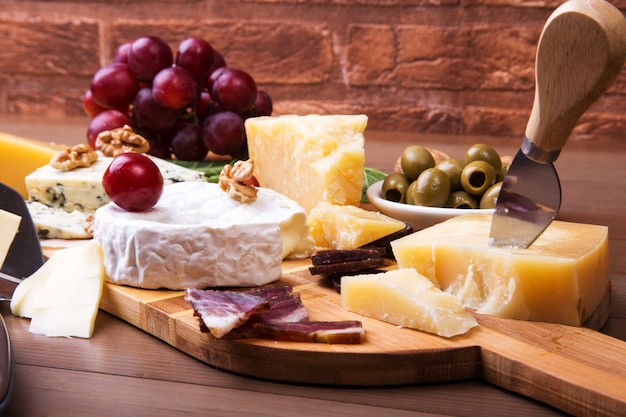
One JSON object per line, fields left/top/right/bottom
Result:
{"left": 489, "top": 0, "right": 626, "bottom": 248}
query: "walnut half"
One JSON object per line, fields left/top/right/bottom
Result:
{"left": 50, "top": 144, "right": 98, "bottom": 171}
{"left": 219, "top": 160, "right": 258, "bottom": 203}
{"left": 96, "top": 125, "right": 150, "bottom": 157}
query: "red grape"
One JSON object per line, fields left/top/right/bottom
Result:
{"left": 132, "top": 87, "right": 181, "bottom": 133}
{"left": 128, "top": 36, "right": 173, "bottom": 82}
{"left": 176, "top": 37, "right": 214, "bottom": 80}
{"left": 197, "top": 91, "right": 213, "bottom": 115}
{"left": 114, "top": 42, "right": 131, "bottom": 64}
{"left": 211, "top": 68, "right": 257, "bottom": 115}
{"left": 253, "top": 90, "right": 273, "bottom": 117}
{"left": 82, "top": 89, "right": 107, "bottom": 118}
{"left": 170, "top": 122, "right": 208, "bottom": 161}
{"left": 206, "top": 67, "right": 228, "bottom": 94}
{"left": 202, "top": 110, "right": 246, "bottom": 156}
{"left": 152, "top": 67, "right": 198, "bottom": 110}
{"left": 103, "top": 152, "right": 164, "bottom": 212}
{"left": 209, "top": 50, "right": 226, "bottom": 74}
{"left": 87, "top": 109, "right": 131, "bottom": 149}
{"left": 90, "top": 63, "right": 139, "bottom": 109}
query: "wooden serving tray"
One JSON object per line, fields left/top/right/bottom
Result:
{"left": 96, "top": 257, "right": 626, "bottom": 416}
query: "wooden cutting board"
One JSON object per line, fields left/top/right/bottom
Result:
{"left": 96, "top": 257, "right": 626, "bottom": 417}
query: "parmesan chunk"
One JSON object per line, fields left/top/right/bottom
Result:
{"left": 245, "top": 114, "right": 367, "bottom": 213}
{"left": 308, "top": 202, "right": 406, "bottom": 249}
{"left": 341, "top": 268, "right": 478, "bottom": 338}
{"left": 391, "top": 214, "right": 610, "bottom": 326}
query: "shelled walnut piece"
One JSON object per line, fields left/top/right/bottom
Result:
{"left": 96, "top": 125, "right": 150, "bottom": 157}
{"left": 50, "top": 144, "right": 98, "bottom": 171}
{"left": 219, "top": 160, "right": 258, "bottom": 203}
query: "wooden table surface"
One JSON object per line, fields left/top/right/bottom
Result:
{"left": 1, "top": 115, "right": 625, "bottom": 417}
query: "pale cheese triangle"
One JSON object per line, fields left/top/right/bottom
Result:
{"left": 341, "top": 268, "right": 478, "bottom": 338}
{"left": 0, "top": 208, "right": 21, "bottom": 268}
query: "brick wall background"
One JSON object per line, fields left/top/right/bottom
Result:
{"left": 1, "top": 0, "right": 626, "bottom": 143}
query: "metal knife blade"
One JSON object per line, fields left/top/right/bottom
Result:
{"left": 489, "top": 0, "right": 626, "bottom": 248}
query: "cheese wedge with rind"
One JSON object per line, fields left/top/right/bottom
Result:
{"left": 0, "top": 131, "right": 66, "bottom": 199}
{"left": 390, "top": 213, "right": 609, "bottom": 326}
{"left": 245, "top": 114, "right": 367, "bottom": 213}
{"left": 308, "top": 202, "right": 407, "bottom": 249}
{"left": 10, "top": 240, "right": 105, "bottom": 338}
{"left": 341, "top": 268, "right": 478, "bottom": 337}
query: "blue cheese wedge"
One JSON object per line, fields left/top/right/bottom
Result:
{"left": 25, "top": 151, "right": 206, "bottom": 213}
{"left": 93, "top": 181, "right": 316, "bottom": 290}
{"left": 26, "top": 201, "right": 91, "bottom": 240}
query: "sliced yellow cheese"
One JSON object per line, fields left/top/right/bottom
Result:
{"left": 308, "top": 202, "right": 406, "bottom": 249}
{"left": 341, "top": 268, "right": 478, "bottom": 337}
{"left": 0, "top": 209, "right": 21, "bottom": 268}
{"left": 11, "top": 240, "right": 105, "bottom": 338}
{"left": 0, "top": 132, "right": 66, "bottom": 199}
{"left": 391, "top": 214, "right": 609, "bottom": 326}
{"left": 245, "top": 114, "right": 367, "bottom": 213}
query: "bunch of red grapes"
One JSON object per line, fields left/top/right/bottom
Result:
{"left": 83, "top": 36, "right": 272, "bottom": 160}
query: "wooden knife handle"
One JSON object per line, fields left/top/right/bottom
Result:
{"left": 524, "top": 0, "right": 626, "bottom": 162}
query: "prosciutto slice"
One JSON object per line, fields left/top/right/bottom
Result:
{"left": 185, "top": 288, "right": 269, "bottom": 338}
{"left": 254, "top": 321, "right": 364, "bottom": 344}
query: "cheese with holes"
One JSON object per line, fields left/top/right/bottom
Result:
{"left": 25, "top": 151, "right": 206, "bottom": 214}
{"left": 342, "top": 268, "right": 478, "bottom": 337}
{"left": 0, "top": 132, "right": 66, "bottom": 198}
{"left": 308, "top": 202, "right": 406, "bottom": 249}
{"left": 93, "top": 181, "right": 315, "bottom": 290}
{"left": 10, "top": 240, "right": 105, "bottom": 338}
{"left": 0, "top": 209, "right": 21, "bottom": 267}
{"left": 245, "top": 114, "right": 367, "bottom": 213}
{"left": 391, "top": 214, "right": 610, "bottom": 326}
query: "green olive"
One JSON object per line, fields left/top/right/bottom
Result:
{"left": 479, "top": 181, "right": 503, "bottom": 209}
{"left": 496, "top": 160, "right": 509, "bottom": 182}
{"left": 465, "top": 143, "right": 502, "bottom": 175}
{"left": 400, "top": 145, "right": 435, "bottom": 181}
{"left": 381, "top": 173, "right": 410, "bottom": 203}
{"left": 435, "top": 158, "right": 464, "bottom": 192}
{"left": 406, "top": 179, "right": 418, "bottom": 205}
{"left": 407, "top": 168, "right": 451, "bottom": 207}
{"left": 460, "top": 160, "right": 496, "bottom": 196}
{"left": 447, "top": 191, "right": 478, "bottom": 209}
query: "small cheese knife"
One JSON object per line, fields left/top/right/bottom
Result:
{"left": 489, "top": 0, "right": 626, "bottom": 248}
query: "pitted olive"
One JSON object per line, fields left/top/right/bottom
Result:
{"left": 435, "top": 158, "right": 464, "bottom": 192}
{"left": 382, "top": 173, "right": 410, "bottom": 203}
{"left": 465, "top": 143, "right": 502, "bottom": 175}
{"left": 479, "top": 181, "right": 502, "bottom": 209}
{"left": 460, "top": 160, "right": 496, "bottom": 196}
{"left": 447, "top": 191, "right": 478, "bottom": 209}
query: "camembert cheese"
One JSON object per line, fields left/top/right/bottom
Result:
{"left": 341, "top": 268, "right": 478, "bottom": 337}
{"left": 10, "top": 240, "right": 105, "bottom": 338}
{"left": 308, "top": 202, "right": 407, "bottom": 249}
{"left": 25, "top": 151, "right": 206, "bottom": 214}
{"left": 391, "top": 214, "right": 610, "bottom": 326}
{"left": 245, "top": 114, "right": 367, "bottom": 213}
{"left": 0, "top": 131, "right": 66, "bottom": 199}
{"left": 93, "top": 182, "right": 316, "bottom": 290}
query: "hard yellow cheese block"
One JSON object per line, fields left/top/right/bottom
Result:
{"left": 11, "top": 240, "right": 105, "bottom": 338}
{"left": 308, "top": 202, "right": 406, "bottom": 249}
{"left": 245, "top": 114, "right": 367, "bottom": 213}
{"left": 0, "top": 131, "right": 66, "bottom": 199}
{"left": 391, "top": 214, "right": 610, "bottom": 326}
{"left": 0, "top": 209, "right": 21, "bottom": 267}
{"left": 341, "top": 268, "right": 478, "bottom": 337}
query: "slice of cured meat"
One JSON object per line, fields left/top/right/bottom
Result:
{"left": 253, "top": 321, "right": 364, "bottom": 344}
{"left": 185, "top": 288, "right": 270, "bottom": 338}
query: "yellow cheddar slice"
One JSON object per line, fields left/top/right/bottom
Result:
{"left": 341, "top": 268, "right": 478, "bottom": 337}
{"left": 0, "top": 131, "right": 66, "bottom": 198}
{"left": 391, "top": 214, "right": 609, "bottom": 326}
{"left": 308, "top": 202, "right": 406, "bottom": 249}
{"left": 245, "top": 114, "right": 367, "bottom": 213}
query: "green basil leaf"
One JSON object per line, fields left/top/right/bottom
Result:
{"left": 362, "top": 167, "right": 388, "bottom": 203}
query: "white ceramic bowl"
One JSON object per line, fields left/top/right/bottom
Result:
{"left": 366, "top": 180, "right": 494, "bottom": 230}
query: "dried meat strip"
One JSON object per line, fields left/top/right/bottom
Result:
{"left": 185, "top": 288, "right": 270, "bottom": 338}
{"left": 253, "top": 321, "right": 364, "bottom": 344}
